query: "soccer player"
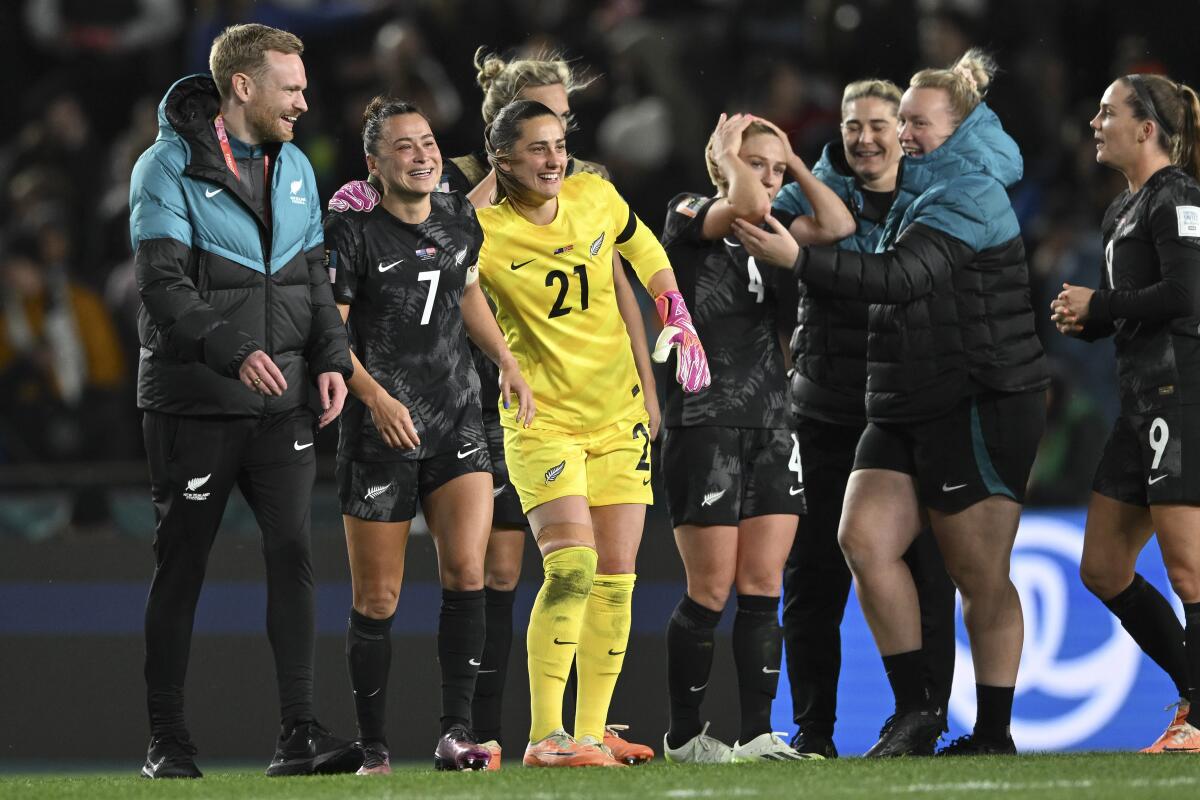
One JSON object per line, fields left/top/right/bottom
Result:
{"left": 1053, "top": 73, "right": 1200, "bottom": 753}
{"left": 658, "top": 112, "right": 852, "bottom": 763}
{"left": 763, "top": 79, "right": 957, "bottom": 758}
{"left": 738, "top": 50, "right": 1047, "bottom": 756}
{"left": 326, "top": 97, "right": 535, "bottom": 774}
{"left": 329, "top": 49, "right": 660, "bottom": 766}
{"left": 130, "top": 24, "right": 357, "bottom": 778}
{"left": 473, "top": 98, "right": 708, "bottom": 767}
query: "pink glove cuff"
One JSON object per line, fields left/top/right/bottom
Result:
{"left": 327, "top": 180, "right": 380, "bottom": 213}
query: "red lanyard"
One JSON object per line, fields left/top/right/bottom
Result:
{"left": 214, "top": 115, "right": 268, "bottom": 184}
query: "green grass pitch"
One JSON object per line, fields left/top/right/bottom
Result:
{"left": 2, "top": 754, "right": 1198, "bottom": 800}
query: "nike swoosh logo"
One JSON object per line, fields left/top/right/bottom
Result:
{"left": 643, "top": 478, "right": 651, "bottom": 485}
{"left": 379, "top": 260, "right": 402, "bottom": 272}
{"left": 607, "top": 648, "right": 625, "bottom": 656}
{"left": 468, "top": 658, "right": 481, "bottom": 666}
{"left": 553, "top": 637, "right": 577, "bottom": 645}
{"left": 762, "top": 667, "right": 780, "bottom": 674}
{"left": 1148, "top": 474, "right": 1169, "bottom": 485}
{"left": 294, "top": 441, "right": 313, "bottom": 450}
{"left": 458, "top": 446, "right": 482, "bottom": 459}
{"left": 723, "top": 237, "right": 742, "bottom": 248}
{"left": 510, "top": 259, "right": 534, "bottom": 270}
{"left": 689, "top": 682, "right": 708, "bottom": 692}
{"left": 942, "top": 482, "right": 967, "bottom": 492}
{"left": 478, "top": 669, "right": 498, "bottom": 674}
{"left": 149, "top": 756, "right": 166, "bottom": 771}
{"left": 353, "top": 687, "right": 381, "bottom": 697}
{"left": 492, "top": 486, "right": 505, "bottom": 497}
{"left": 789, "top": 486, "right": 803, "bottom": 496}
{"left": 205, "top": 188, "right": 223, "bottom": 198}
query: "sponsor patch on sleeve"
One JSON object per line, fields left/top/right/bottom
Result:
{"left": 1177, "top": 205, "right": 1200, "bottom": 237}
{"left": 675, "top": 195, "right": 707, "bottom": 218}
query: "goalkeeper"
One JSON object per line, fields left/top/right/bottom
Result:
{"left": 469, "top": 98, "right": 708, "bottom": 767}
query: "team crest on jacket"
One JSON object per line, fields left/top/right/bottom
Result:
{"left": 545, "top": 460, "right": 566, "bottom": 484}
{"left": 590, "top": 232, "right": 605, "bottom": 256}
{"left": 289, "top": 179, "right": 306, "bottom": 205}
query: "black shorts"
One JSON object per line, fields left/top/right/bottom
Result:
{"left": 337, "top": 442, "right": 492, "bottom": 523}
{"left": 662, "top": 425, "right": 806, "bottom": 527}
{"left": 1093, "top": 406, "right": 1200, "bottom": 506}
{"left": 853, "top": 390, "right": 1045, "bottom": 514}
{"left": 483, "top": 409, "right": 527, "bottom": 530}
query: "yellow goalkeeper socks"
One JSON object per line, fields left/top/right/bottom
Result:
{"left": 574, "top": 572, "right": 636, "bottom": 742}
{"left": 526, "top": 545, "right": 597, "bottom": 742}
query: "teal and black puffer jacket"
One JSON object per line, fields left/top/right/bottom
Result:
{"left": 129, "top": 75, "right": 350, "bottom": 416}
{"left": 773, "top": 142, "right": 918, "bottom": 426}
{"left": 797, "top": 102, "right": 1048, "bottom": 423}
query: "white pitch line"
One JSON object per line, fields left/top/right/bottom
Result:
{"left": 892, "top": 776, "right": 1200, "bottom": 793}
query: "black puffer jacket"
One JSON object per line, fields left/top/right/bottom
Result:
{"left": 798, "top": 103, "right": 1047, "bottom": 423}
{"left": 129, "top": 75, "right": 350, "bottom": 416}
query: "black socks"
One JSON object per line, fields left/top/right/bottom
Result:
{"left": 438, "top": 588, "right": 486, "bottom": 734}
{"left": 666, "top": 594, "right": 721, "bottom": 749}
{"left": 882, "top": 649, "right": 929, "bottom": 713}
{"left": 732, "top": 594, "right": 783, "bottom": 744}
{"left": 1103, "top": 574, "right": 1189, "bottom": 699}
{"left": 973, "top": 684, "right": 1014, "bottom": 742}
{"left": 472, "top": 587, "right": 516, "bottom": 744}
{"left": 346, "top": 609, "right": 394, "bottom": 745}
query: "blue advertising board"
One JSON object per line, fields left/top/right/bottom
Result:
{"left": 771, "top": 509, "right": 1181, "bottom": 753}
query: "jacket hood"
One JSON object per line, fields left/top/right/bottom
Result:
{"left": 156, "top": 74, "right": 233, "bottom": 174}
{"left": 810, "top": 140, "right": 859, "bottom": 204}
{"left": 901, "top": 102, "right": 1023, "bottom": 192}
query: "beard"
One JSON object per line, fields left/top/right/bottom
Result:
{"left": 247, "top": 102, "right": 292, "bottom": 143}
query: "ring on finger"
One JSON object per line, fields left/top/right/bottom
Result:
{"left": 253, "top": 377, "right": 262, "bottom": 386}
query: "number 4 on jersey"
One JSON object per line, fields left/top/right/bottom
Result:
{"left": 747, "top": 256, "right": 765, "bottom": 304}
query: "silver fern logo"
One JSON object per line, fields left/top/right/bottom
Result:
{"left": 544, "top": 460, "right": 566, "bottom": 484}
{"left": 184, "top": 473, "right": 212, "bottom": 501}
{"left": 455, "top": 248, "right": 467, "bottom": 265}
{"left": 363, "top": 483, "right": 393, "bottom": 502}
{"left": 589, "top": 232, "right": 605, "bottom": 256}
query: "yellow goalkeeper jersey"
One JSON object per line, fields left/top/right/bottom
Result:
{"left": 477, "top": 172, "right": 670, "bottom": 434}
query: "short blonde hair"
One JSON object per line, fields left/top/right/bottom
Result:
{"left": 209, "top": 24, "right": 303, "bottom": 101}
{"left": 705, "top": 120, "right": 778, "bottom": 195}
{"left": 909, "top": 48, "right": 996, "bottom": 127}
{"left": 473, "top": 47, "right": 595, "bottom": 125}
{"left": 842, "top": 78, "right": 902, "bottom": 114}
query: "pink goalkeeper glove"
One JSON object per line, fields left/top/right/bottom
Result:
{"left": 652, "top": 290, "right": 711, "bottom": 393}
{"left": 327, "top": 180, "right": 380, "bottom": 213}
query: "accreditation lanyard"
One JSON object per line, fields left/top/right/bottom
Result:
{"left": 214, "top": 115, "right": 271, "bottom": 228}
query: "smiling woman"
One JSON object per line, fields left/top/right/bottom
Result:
{"left": 323, "top": 96, "right": 535, "bottom": 775}
{"left": 472, "top": 98, "right": 709, "bottom": 768}
{"left": 1052, "top": 72, "right": 1200, "bottom": 754}
{"left": 755, "top": 49, "right": 1049, "bottom": 758}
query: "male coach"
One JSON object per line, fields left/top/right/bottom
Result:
{"left": 129, "top": 23, "right": 356, "bottom": 778}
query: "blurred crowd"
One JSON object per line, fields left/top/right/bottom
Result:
{"left": 0, "top": 0, "right": 1194, "bottom": 516}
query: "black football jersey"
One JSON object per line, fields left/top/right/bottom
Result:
{"left": 1090, "top": 166, "right": 1200, "bottom": 414}
{"left": 659, "top": 192, "right": 789, "bottom": 429}
{"left": 326, "top": 191, "right": 485, "bottom": 461}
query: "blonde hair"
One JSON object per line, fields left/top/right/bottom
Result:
{"left": 909, "top": 48, "right": 996, "bottom": 127}
{"left": 705, "top": 120, "right": 779, "bottom": 195}
{"left": 1121, "top": 73, "right": 1200, "bottom": 182}
{"left": 209, "top": 24, "right": 303, "bottom": 101}
{"left": 842, "top": 78, "right": 903, "bottom": 113}
{"left": 473, "top": 47, "right": 595, "bottom": 126}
